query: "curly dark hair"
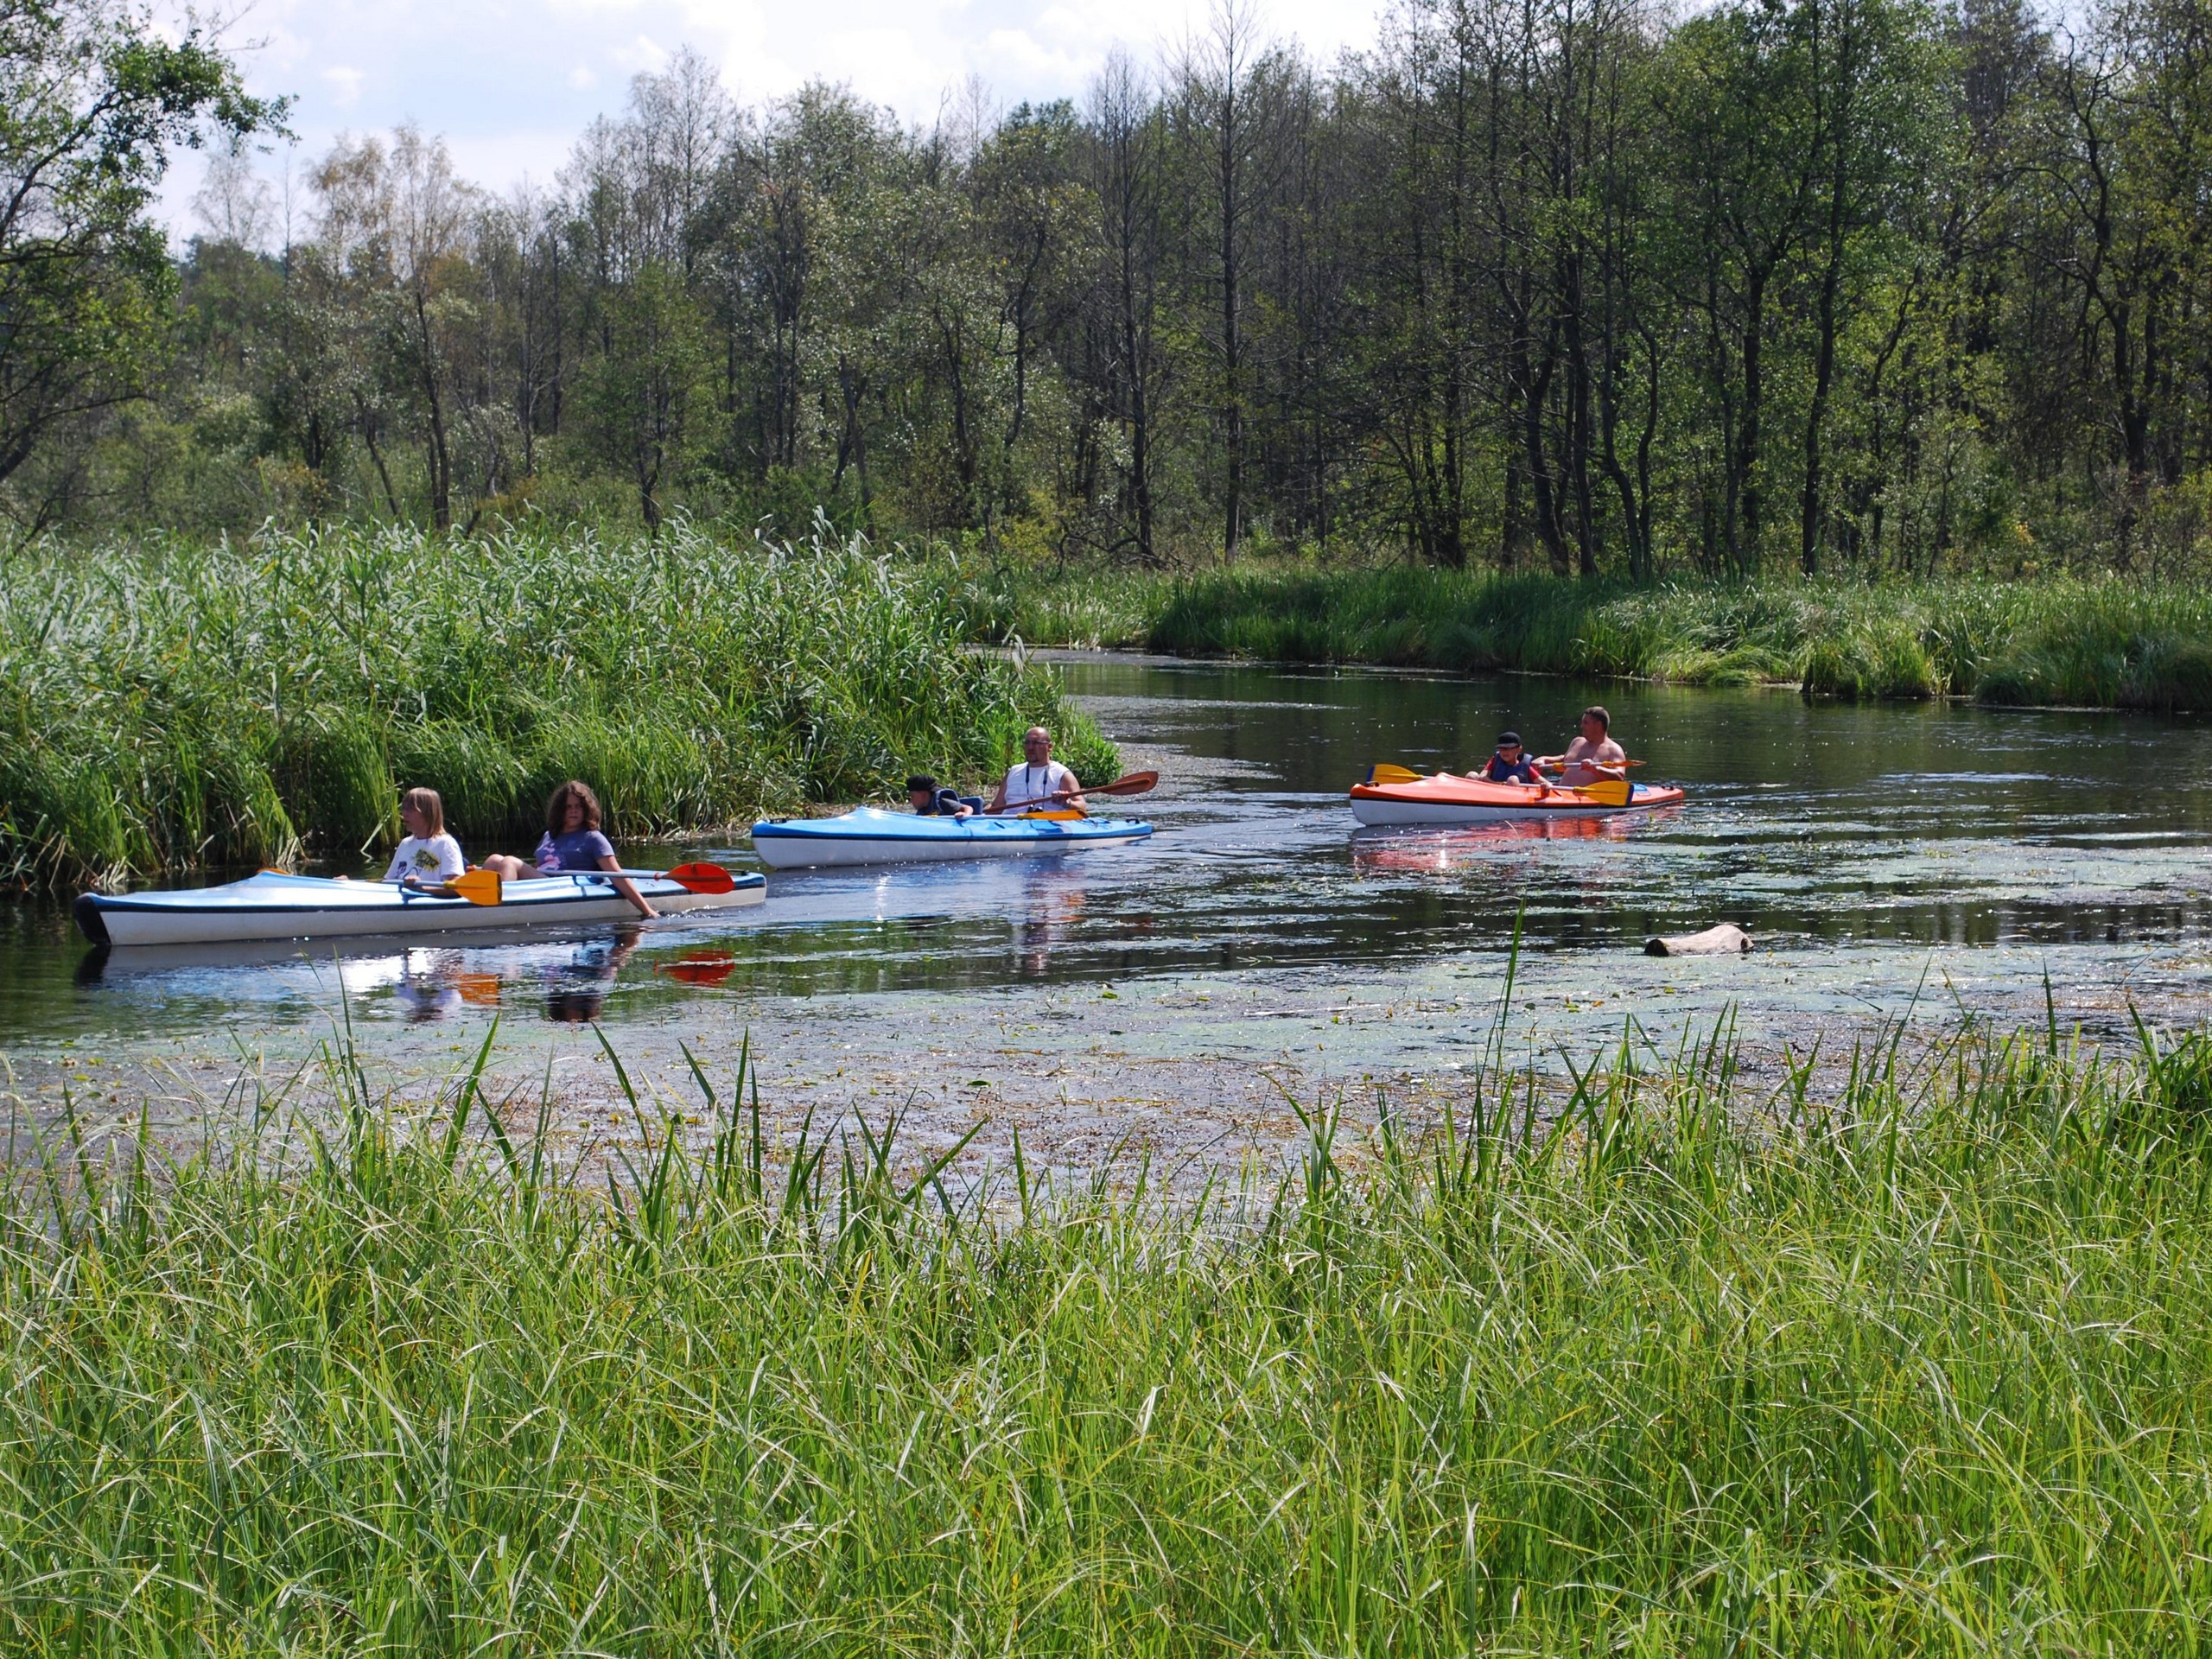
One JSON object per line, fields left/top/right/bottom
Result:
{"left": 544, "top": 779, "right": 605, "bottom": 835}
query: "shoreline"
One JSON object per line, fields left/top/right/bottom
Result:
{"left": 955, "top": 563, "right": 2212, "bottom": 712}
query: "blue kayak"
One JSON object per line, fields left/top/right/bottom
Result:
{"left": 750, "top": 806, "right": 1153, "bottom": 869}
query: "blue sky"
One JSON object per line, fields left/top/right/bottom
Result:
{"left": 162, "top": 0, "right": 1380, "bottom": 234}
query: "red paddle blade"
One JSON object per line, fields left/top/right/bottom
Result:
{"left": 660, "top": 950, "right": 736, "bottom": 986}
{"left": 663, "top": 861, "right": 737, "bottom": 894}
{"left": 1092, "top": 770, "right": 1160, "bottom": 796}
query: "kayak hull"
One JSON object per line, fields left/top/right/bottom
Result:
{"left": 75, "top": 869, "right": 766, "bottom": 948}
{"left": 752, "top": 806, "right": 1153, "bottom": 869}
{"left": 1349, "top": 774, "right": 1685, "bottom": 826}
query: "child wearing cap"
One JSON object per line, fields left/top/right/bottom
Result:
{"left": 906, "top": 775, "right": 981, "bottom": 817}
{"left": 1481, "top": 732, "right": 1541, "bottom": 784}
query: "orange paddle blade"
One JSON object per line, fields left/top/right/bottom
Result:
{"left": 1020, "top": 810, "right": 1088, "bottom": 821}
{"left": 453, "top": 972, "right": 503, "bottom": 1007}
{"left": 445, "top": 868, "right": 503, "bottom": 906}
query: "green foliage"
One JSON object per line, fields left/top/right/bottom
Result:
{"left": 973, "top": 561, "right": 2212, "bottom": 710}
{"left": 0, "top": 523, "right": 1113, "bottom": 887}
{"left": 0, "top": 0, "right": 281, "bottom": 514}
{"left": 3, "top": 1017, "right": 2211, "bottom": 1649}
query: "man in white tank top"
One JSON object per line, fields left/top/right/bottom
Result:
{"left": 986, "top": 727, "right": 1089, "bottom": 814}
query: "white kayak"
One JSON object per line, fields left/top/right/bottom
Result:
{"left": 751, "top": 806, "right": 1153, "bottom": 870}
{"left": 73, "top": 868, "right": 766, "bottom": 948}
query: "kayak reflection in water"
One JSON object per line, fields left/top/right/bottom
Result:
{"left": 543, "top": 927, "right": 642, "bottom": 1023}
{"left": 1537, "top": 706, "right": 1629, "bottom": 786}
{"left": 481, "top": 780, "right": 658, "bottom": 919}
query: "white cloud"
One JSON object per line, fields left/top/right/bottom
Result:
{"left": 155, "top": 0, "right": 1382, "bottom": 238}
{"left": 613, "top": 32, "right": 673, "bottom": 72}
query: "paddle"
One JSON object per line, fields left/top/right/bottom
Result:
{"left": 435, "top": 861, "right": 738, "bottom": 906}
{"left": 600, "top": 861, "right": 739, "bottom": 894}
{"left": 1360, "top": 770, "right": 1635, "bottom": 805}
{"left": 441, "top": 868, "right": 503, "bottom": 906}
{"left": 1549, "top": 777, "right": 1635, "bottom": 807}
{"left": 659, "top": 950, "right": 737, "bottom": 987}
{"left": 997, "top": 769, "right": 1160, "bottom": 813}
{"left": 1365, "top": 760, "right": 1646, "bottom": 785}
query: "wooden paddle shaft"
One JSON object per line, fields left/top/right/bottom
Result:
{"left": 999, "top": 770, "right": 1159, "bottom": 812}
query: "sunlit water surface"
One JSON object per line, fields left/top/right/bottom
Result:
{"left": 6, "top": 659, "right": 2209, "bottom": 1162}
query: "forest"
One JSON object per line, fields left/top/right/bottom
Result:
{"left": 9, "top": 0, "right": 2212, "bottom": 579}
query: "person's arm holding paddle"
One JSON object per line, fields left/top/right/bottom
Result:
{"left": 1539, "top": 706, "right": 1628, "bottom": 785}
{"left": 990, "top": 727, "right": 1088, "bottom": 814}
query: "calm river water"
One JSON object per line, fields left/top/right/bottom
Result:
{"left": 6, "top": 658, "right": 2209, "bottom": 1169}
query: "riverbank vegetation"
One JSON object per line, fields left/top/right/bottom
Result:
{"left": 3, "top": 1015, "right": 2209, "bottom": 1650}
{"left": 10, "top": 0, "right": 2212, "bottom": 591}
{"left": 950, "top": 561, "right": 2212, "bottom": 707}
{"left": 0, "top": 525, "right": 1113, "bottom": 888}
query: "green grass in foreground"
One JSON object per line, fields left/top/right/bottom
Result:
{"left": 949, "top": 562, "right": 2212, "bottom": 708}
{"left": 6, "top": 1015, "right": 2212, "bottom": 1652}
{"left": 0, "top": 524, "right": 1116, "bottom": 887}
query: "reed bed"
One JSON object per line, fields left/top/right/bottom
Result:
{"left": 0, "top": 524, "right": 1115, "bottom": 888}
{"left": 951, "top": 562, "right": 2212, "bottom": 707}
{"left": 3, "top": 1013, "right": 2210, "bottom": 1653}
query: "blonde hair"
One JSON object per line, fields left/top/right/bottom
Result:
{"left": 398, "top": 786, "right": 446, "bottom": 839}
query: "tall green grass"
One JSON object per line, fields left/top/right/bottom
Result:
{"left": 950, "top": 560, "right": 2212, "bottom": 708}
{"left": 0, "top": 524, "right": 1115, "bottom": 887}
{"left": 5, "top": 1013, "right": 2211, "bottom": 1652}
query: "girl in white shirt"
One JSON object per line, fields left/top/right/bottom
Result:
{"left": 384, "top": 787, "right": 466, "bottom": 887}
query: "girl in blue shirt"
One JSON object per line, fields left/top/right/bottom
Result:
{"left": 482, "top": 779, "right": 658, "bottom": 918}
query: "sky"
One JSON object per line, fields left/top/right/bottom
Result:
{"left": 162, "top": 0, "right": 1383, "bottom": 238}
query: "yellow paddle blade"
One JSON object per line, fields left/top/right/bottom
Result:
{"left": 1570, "top": 779, "right": 1635, "bottom": 807}
{"left": 444, "top": 868, "right": 503, "bottom": 906}
{"left": 1366, "top": 764, "right": 1424, "bottom": 785}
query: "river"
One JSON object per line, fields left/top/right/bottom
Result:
{"left": 5, "top": 657, "right": 2209, "bottom": 1174}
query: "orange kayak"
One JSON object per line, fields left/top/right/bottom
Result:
{"left": 1348, "top": 772, "right": 1686, "bottom": 825}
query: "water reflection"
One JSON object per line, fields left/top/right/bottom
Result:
{"left": 658, "top": 948, "right": 739, "bottom": 988}
{"left": 542, "top": 928, "right": 641, "bottom": 1023}
{"left": 1014, "top": 864, "right": 1088, "bottom": 976}
{"left": 398, "top": 951, "right": 500, "bottom": 1023}
{"left": 16, "top": 659, "right": 2212, "bottom": 1046}
{"left": 1350, "top": 813, "right": 1652, "bottom": 875}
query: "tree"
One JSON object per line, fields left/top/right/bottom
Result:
{"left": 0, "top": 0, "right": 279, "bottom": 514}
{"left": 1174, "top": 0, "right": 1281, "bottom": 564}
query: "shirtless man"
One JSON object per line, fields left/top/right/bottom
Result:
{"left": 1538, "top": 705, "right": 1627, "bottom": 785}
{"left": 986, "top": 727, "right": 1090, "bottom": 814}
